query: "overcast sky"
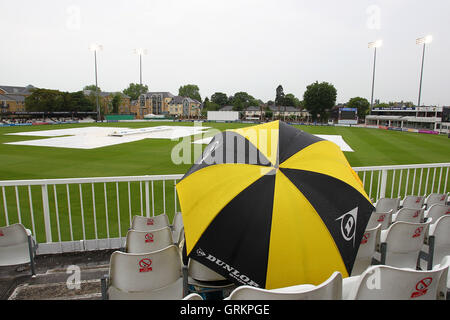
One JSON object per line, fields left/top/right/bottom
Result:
{"left": 1, "top": 0, "right": 449, "bottom": 106}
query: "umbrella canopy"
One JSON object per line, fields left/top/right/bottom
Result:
{"left": 176, "top": 120, "right": 374, "bottom": 289}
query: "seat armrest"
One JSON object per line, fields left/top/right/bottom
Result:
{"left": 101, "top": 274, "right": 109, "bottom": 300}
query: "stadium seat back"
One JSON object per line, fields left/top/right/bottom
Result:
{"left": 367, "top": 210, "right": 393, "bottom": 229}
{"left": 225, "top": 272, "right": 342, "bottom": 300}
{"left": 381, "top": 220, "right": 431, "bottom": 268}
{"left": 172, "top": 212, "right": 184, "bottom": 245}
{"left": 425, "top": 193, "right": 448, "bottom": 208}
{"left": 402, "top": 195, "right": 425, "bottom": 209}
{"left": 0, "top": 224, "right": 33, "bottom": 266}
{"left": 375, "top": 197, "right": 400, "bottom": 213}
{"left": 125, "top": 227, "right": 173, "bottom": 254}
{"left": 425, "top": 204, "right": 450, "bottom": 223}
{"left": 393, "top": 208, "right": 424, "bottom": 223}
{"left": 131, "top": 214, "right": 170, "bottom": 231}
{"left": 429, "top": 216, "right": 450, "bottom": 266}
{"left": 107, "top": 245, "right": 183, "bottom": 299}
{"left": 352, "top": 224, "right": 381, "bottom": 276}
{"left": 344, "top": 264, "right": 448, "bottom": 300}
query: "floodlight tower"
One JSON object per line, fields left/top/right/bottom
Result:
{"left": 89, "top": 43, "right": 103, "bottom": 121}
{"left": 416, "top": 35, "right": 432, "bottom": 107}
{"left": 134, "top": 48, "right": 148, "bottom": 86}
{"left": 368, "top": 40, "right": 382, "bottom": 108}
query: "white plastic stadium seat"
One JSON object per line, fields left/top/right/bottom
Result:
{"left": 182, "top": 293, "right": 204, "bottom": 300}
{"left": 125, "top": 227, "right": 174, "bottom": 254}
{"left": 392, "top": 208, "right": 424, "bottom": 224}
{"left": 377, "top": 220, "right": 431, "bottom": 269}
{"left": 425, "top": 204, "right": 450, "bottom": 223}
{"left": 187, "top": 259, "right": 234, "bottom": 291}
{"left": 171, "top": 212, "right": 184, "bottom": 245}
{"left": 419, "top": 216, "right": 450, "bottom": 270}
{"left": 131, "top": 214, "right": 170, "bottom": 232}
{"left": 103, "top": 245, "right": 183, "bottom": 300}
{"left": 434, "top": 256, "right": 450, "bottom": 299}
{"left": 366, "top": 210, "right": 393, "bottom": 230}
{"left": 342, "top": 264, "right": 448, "bottom": 300}
{"left": 400, "top": 195, "right": 425, "bottom": 209}
{"left": 0, "top": 223, "right": 37, "bottom": 276}
{"left": 374, "top": 197, "right": 400, "bottom": 213}
{"left": 224, "top": 272, "right": 342, "bottom": 300}
{"left": 424, "top": 193, "right": 449, "bottom": 208}
{"left": 351, "top": 224, "right": 381, "bottom": 276}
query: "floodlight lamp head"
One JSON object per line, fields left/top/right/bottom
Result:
{"left": 89, "top": 44, "right": 103, "bottom": 52}
{"left": 134, "top": 48, "right": 148, "bottom": 55}
{"left": 416, "top": 35, "right": 432, "bottom": 45}
{"left": 368, "top": 40, "right": 383, "bottom": 48}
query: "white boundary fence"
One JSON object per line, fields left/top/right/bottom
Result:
{"left": 0, "top": 163, "right": 449, "bottom": 255}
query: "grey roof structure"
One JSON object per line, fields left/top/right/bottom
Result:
{"left": 169, "top": 96, "right": 201, "bottom": 105}
{"left": 268, "top": 105, "right": 301, "bottom": 112}
{"left": 145, "top": 92, "right": 175, "bottom": 99}
{"left": 0, "top": 85, "right": 35, "bottom": 95}
{"left": 219, "top": 105, "right": 234, "bottom": 111}
{"left": 245, "top": 106, "right": 262, "bottom": 111}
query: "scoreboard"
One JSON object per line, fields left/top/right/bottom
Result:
{"left": 338, "top": 107, "right": 358, "bottom": 124}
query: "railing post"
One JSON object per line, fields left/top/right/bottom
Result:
{"left": 379, "top": 169, "right": 388, "bottom": 199}
{"left": 145, "top": 180, "right": 150, "bottom": 218}
{"left": 41, "top": 184, "right": 52, "bottom": 243}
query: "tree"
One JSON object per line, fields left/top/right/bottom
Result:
{"left": 25, "top": 89, "right": 94, "bottom": 112}
{"left": 123, "top": 83, "right": 148, "bottom": 101}
{"left": 303, "top": 81, "right": 337, "bottom": 121}
{"left": 202, "top": 97, "right": 220, "bottom": 111}
{"left": 83, "top": 85, "right": 101, "bottom": 92}
{"left": 178, "top": 84, "right": 201, "bottom": 102}
{"left": 231, "top": 92, "right": 259, "bottom": 111}
{"left": 347, "top": 97, "right": 370, "bottom": 119}
{"left": 284, "top": 94, "right": 301, "bottom": 108}
{"left": 110, "top": 93, "right": 122, "bottom": 114}
{"left": 210, "top": 92, "right": 228, "bottom": 106}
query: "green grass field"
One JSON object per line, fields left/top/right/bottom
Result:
{"left": 0, "top": 121, "right": 449, "bottom": 244}
{"left": 1, "top": 121, "right": 449, "bottom": 180}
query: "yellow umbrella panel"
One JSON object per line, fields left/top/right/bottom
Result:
{"left": 176, "top": 121, "right": 374, "bottom": 289}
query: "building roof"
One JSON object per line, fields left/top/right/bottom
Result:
{"left": 146, "top": 92, "right": 175, "bottom": 99}
{"left": 169, "top": 96, "right": 201, "bottom": 105}
{"left": 268, "top": 105, "right": 301, "bottom": 112}
{"left": 219, "top": 105, "right": 234, "bottom": 111}
{"left": 0, "top": 85, "right": 35, "bottom": 95}
{"left": 245, "top": 106, "right": 261, "bottom": 111}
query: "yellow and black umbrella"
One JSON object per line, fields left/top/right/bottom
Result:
{"left": 176, "top": 120, "right": 374, "bottom": 289}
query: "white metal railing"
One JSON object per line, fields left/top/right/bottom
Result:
{"left": 0, "top": 163, "right": 448, "bottom": 254}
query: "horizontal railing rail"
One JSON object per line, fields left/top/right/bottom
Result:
{"left": 0, "top": 163, "right": 448, "bottom": 254}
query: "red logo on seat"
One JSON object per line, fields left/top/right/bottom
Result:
{"left": 139, "top": 258, "right": 152, "bottom": 272}
{"left": 412, "top": 227, "right": 424, "bottom": 238}
{"left": 0, "top": 230, "right": 3, "bottom": 237}
{"left": 440, "top": 195, "right": 446, "bottom": 201}
{"left": 146, "top": 219, "right": 154, "bottom": 226}
{"left": 411, "top": 277, "right": 432, "bottom": 298}
{"left": 415, "top": 197, "right": 421, "bottom": 203}
{"left": 377, "top": 214, "right": 385, "bottom": 222}
{"left": 361, "top": 232, "right": 370, "bottom": 244}
{"left": 145, "top": 233, "right": 154, "bottom": 243}
{"left": 413, "top": 210, "right": 420, "bottom": 218}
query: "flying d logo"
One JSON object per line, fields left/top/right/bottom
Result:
{"left": 336, "top": 207, "right": 358, "bottom": 246}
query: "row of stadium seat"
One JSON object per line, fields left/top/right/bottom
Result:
{"left": 100, "top": 210, "right": 450, "bottom": 300}
{"left": 102, "top": 240, "right": 450, "bottom": 300}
